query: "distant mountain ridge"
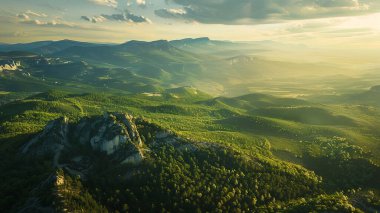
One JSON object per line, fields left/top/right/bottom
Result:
{"left": 0, "top": 39, "right": 104, "bottom": 54}
{"left": 0, "top": 37, "right": 234, "bottom": 55}
{"left": 31, "top": 40, "right": 102, "bottom": 54}
{"left": 0, "top": 38, "right": 359, "bottom": 97}
{"left": 170, "top": 37, "right": 211, "bottom": 46}
{"left": 0, "top": 41, "right": 53, "bottom": 52}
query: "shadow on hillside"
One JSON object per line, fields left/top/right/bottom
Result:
{"left": 302, "top": 155, "right": 380, "bottom": 192}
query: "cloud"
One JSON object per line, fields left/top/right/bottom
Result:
{"left": 16, "top": 13, "right": 80, "bottom": 28}
{"left": 24, "top": 10, "right": 48, "bottom": 18}
{"left": 136, "top": 0, "right": 146, "bottom": 7}
{"left": 81, "top": 16, "right": 91, "bottom": 22}
{"left": 155, "top": 0, "right": 380, "bottom": 24}
{"left": 89, "top": 0, "right": 118, "bottom": 8}
{"left": 82, "top": 10, "right": 151, "bottom": 23}
{"left": 17, "top": 10, "right": 48, "bottom": 21}
{"left": 17, "top": 13, "right": 30, "bottom": 20}
{"left": 21, "top": 19, "right": 75, "bottom": 27}
{"left": 155, "top": 8, "right": 188, "bottom": 19}
{"left": 81, "top": 15, "right": 107, "bottom": 23}
{"left": 18, "top": 17, "right": 110, "bottom": 31}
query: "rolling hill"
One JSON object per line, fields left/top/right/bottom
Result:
{"left": 1, "top": 88, "right": 379, "bottom": 212}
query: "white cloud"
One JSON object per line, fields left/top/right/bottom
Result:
{"left": 25, "top": 10, "right": 48, "bottom": 18}
{"left": 156, "top": 0, "right": 380, "bottom": 24}
{"left": 89, "top": 0, "right": 118, "bottom": 8}
{"left": 17, "top": 13, "right": 30, "bottom": 20}
{"left": 21, "top": 19, "right": 75, "bottom": 27}
{"left": 136, "top": 0, "right": 146, "bottom": 6}
{"left": 82, "top": 10, "right": 151, "bottom": 23}
{"left": 155, "top": 8, "right": 188, "bottom": 19}
{"left": 17, "top": 10, "right": 48, "bottom": 21}
{"left": 81, "top": 15, "right": 107, "bottom": 23}
{"left": 167, "top": 8, "right": 187, "bottom": 15}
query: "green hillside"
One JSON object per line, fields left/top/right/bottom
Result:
{"left": 1, "top": 39, "right": 380, "bottom": 212}
{"left": 0, "top": 87, "right": 379, "bottom": 211}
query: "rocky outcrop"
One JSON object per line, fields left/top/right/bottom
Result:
{"left": 21, "top": 117, "right": 69, "bottom": 157}
{"left": 0, "top": 60, "right": 21, "bottom": 71}
{"left": 18, "top": 112, "right": 218, "bottom": 211}
{"left": 74, "top": 112, "right": 143, "bottom": 155}
{"left": 21, "top": 112, "right": 201, "bottom": 173}
{"left": 22, "top": 113, "right": 146, "bottom": 165}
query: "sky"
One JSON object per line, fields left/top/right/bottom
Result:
{"left": 0, "top": 0, "right": 380, "bottom": 48}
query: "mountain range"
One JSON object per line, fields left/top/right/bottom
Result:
{"left": 1, "top": 38, "right": 365, "bottom": 97}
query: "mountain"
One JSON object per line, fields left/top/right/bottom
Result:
{"left": 31, "top": 39, "right": 102, "bottom": 54}
{"left": 170, "top": 37, "right": 211, "bottom": 46}
{"left": 0, "top": 40, "right": 103, "bottom": 54}
{"left": 0, "top": 41, "right": 53, "bottom": 52}
{"left": 121, "top": 39, "right": 173, "bottom": 49}
{"left": 53, "top": 40, "right": 203, "bottom": 88}
{"left": 0, "top": 39, "right": 371, "bottom": 98}
{"left": 5, "top": 112, "right": 325, "bottom": 212}
{"left": 170, "top": 37, "right": 239, "bottom": 48}
{"left": 56, "top": 39, "right": 199, "bottom": 62}
{"left": 0, "top": 45, "right": 366, "bottom": 98}
{"left": 169, "top": 37, "right": 250, "bottom": 56}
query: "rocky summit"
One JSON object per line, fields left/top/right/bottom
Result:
{"left": 21, "top": 117, "right": 69, "bottom": 157}
{"left": 76, "top": 112, "right": 143, "bottom": 155}
{"left": 20, "top": 112, "right": 197, "bottom": 177}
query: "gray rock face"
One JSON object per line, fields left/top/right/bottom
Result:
{"left": 75, "top": 112, "right": 143, "bottom": 155}
{"left": 22, "top": 112, "right": 145, "bottom": 159}
{"left": 21, "top": 112, "right": 201, "bottom": 172}
{"left": 21, "top": 117, "right": 69, "bottom": 156}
